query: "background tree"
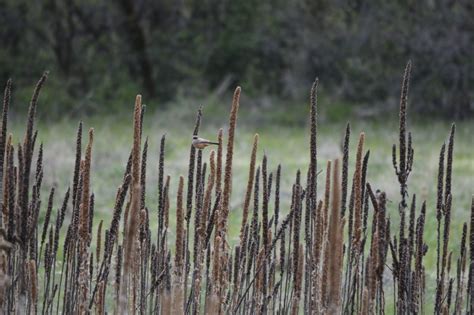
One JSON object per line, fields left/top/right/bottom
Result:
{"left": 0, "top": 0, "right": 472, "bottom": 117}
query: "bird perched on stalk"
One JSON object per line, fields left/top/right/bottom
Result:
{"left": 192, "top": 135, "right": 219, "bottom": 149}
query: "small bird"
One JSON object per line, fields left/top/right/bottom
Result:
{"left": 192, "top": 135, "right": 219, "bottom": 149}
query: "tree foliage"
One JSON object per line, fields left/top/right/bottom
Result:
{"left": 0, "top": 0, "right": 472, "bottom": 117}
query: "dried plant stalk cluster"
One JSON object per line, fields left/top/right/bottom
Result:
{"left": 0, "top": 63, "right": 472, "bottom": 314}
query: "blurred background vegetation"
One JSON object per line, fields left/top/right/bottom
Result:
{"left": 1, "top": 0, "right": 473, "bottom": 118}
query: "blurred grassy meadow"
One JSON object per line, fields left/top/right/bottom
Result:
{"left": 9, "top": 92, "right": 472, "bottom": 264}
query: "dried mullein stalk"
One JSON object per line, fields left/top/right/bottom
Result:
{"left": 158, "top": 134, "right": 166, "bottom": 243}
{"left": 0, "top": 79, "right": 11, "bottom": 206}
{"left": 215, "top": 128, "right": 223, "bottom": 196}
{"left": 436, "top": 194, "right": 453, "bottom": 312}
{"left": 79, "top": 129, "right": 94, "bottom": 241}
{"left": 392, "top": 60, "right": 413, "bottom": 205}
{"left": 445, "top": 124, "right": 455, "bottom": 206}
{"left": 183, "top": 108, "right": 202, "bottom": 306}
{"left": 436, "top": 143, "right": 446, "bottom": 282}
{"left": 72, "top": 122, "right": 83, "bottom": 209}
{"left": 77, "top": 128, "right": 94, "bottom": 313}
{"left": 309, "top": 78, "right": 319, "bottom": 211}
{"left": 291, "top": 244, "right": 304, "bottom": 315}
{"left": 239, "top": 134, "right": 259, "bottom": 245}
{"left": 170, "top": 177, "right": 184, "bottom": 312}
{"left": 326, "top": 159, "right": 344, "bottom": 313}
{"left": 21, "top": 72, "right": 48, "bottom": 218}
{"left": 121, "top": 95, "right": 142, "bottom": 310}
{"left": 220, "top": 87, "right": 241, "bottom": 237}
{"left": 140, "top": 137, "right": 148, "bottom": 210}
{"left": 320, "top": 161, "right": 332, "bottom": 307}
{"left": 341, "top": 123, "right": 350, "bottom": 217}
{"left": 454, "top": 223, "right": 467, "bottom": 314}
{"left": 28, "top": 259, "right": 38, "bottom": 313}
{"left": 96, "top": 220, "right": 103, "bottom": 265}
{"left": 352, "top": 132, "right": 366, "bottom": 256}
{"left": 39, "top": 188, "right": 55, "bottom": 262}
{"left": 185, "top": 107, "right": 202, "bottom": 223}
{"left": 201, "top": 151, "right": 216, "bottom": 242}
{"left": 164, "top": 175, "right": 170, "bottom": 230}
